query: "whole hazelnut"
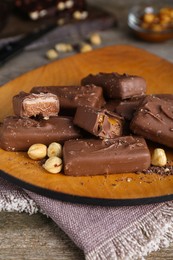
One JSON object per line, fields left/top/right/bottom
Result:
{"left": 28, "top": 144, "right": 47, "bottom": 160}
{"left": 151, "top": 148, "right": 167, "bottom": 167}
{"left": 47, "top": 142, "right": 62, "bottom": 158}
{"left": 90, "top": 33, "right": 102, "bottom": 45}
{"left": 43, "top": 157, "right": 63, "bottom": 174}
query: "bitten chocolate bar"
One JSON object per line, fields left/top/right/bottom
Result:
{"left": 130, "top": 96, "right": 173, "bottom": 148}
{"left": 74, "top": 106, "right": 123, "bottom": 138}
{"left": 31, "top": 85, "right": 105, "bottom": 115}
{"left": 81, "top": 72, "right": 146, "bottom": 99}
{"left": 13, "top": 92, "right": 60, "bottom": 118}
{"left": 0, "top": 116, "right": 81, "bottom": 151}
{"left": 63, "top": 137, "right": 151, "bottom": 176}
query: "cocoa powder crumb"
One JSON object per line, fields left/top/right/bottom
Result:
{"left": 142, "top": 164, "right": 173, "bottom": 176}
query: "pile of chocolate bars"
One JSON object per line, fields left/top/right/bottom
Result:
{"left": 0, "top": 72, "right": 173, "bottom": 176}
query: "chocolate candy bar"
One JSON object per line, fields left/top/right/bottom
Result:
{"left": 130, "top": 96, "right": 173, "bottom": 148}
{"left": 0, "top": 116, "right": 81, "bottom": 151}
{"left": 13, "top": 91, "right": 60, "bottom": 118}
{"left": 153, "top": 94, "right": 173, "bottom": 101}
{"left": 31, "top": 85, "right": 105, "bottom": 115}
{"left": 104, "top": 94, "right": 173, "bottom": 121}
{"left": 74, "top": 106, "right": 123, "bottom": 138}
{"left": 103, "top": 96, "right": 144, "bottom": 120}
{"left": 81, "top": 72, "right": 146, "bottom": 99}
{"left": 63, "top": 136, "right": 151, "bottom": 176}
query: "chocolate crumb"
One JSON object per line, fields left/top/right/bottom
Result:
{"left": 126, "top": 177, "right": 132, "bottom": 182}
{"left": 142, "top": 165, "right": 173, "bottom": 176}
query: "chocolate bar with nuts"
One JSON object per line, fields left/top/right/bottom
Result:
{"left": 81, "top": 72, "right": 146, "bottom": 99}
{"left": 74, "top": 106, "right": 123, "bottom": 138}
{"left": 13, "top": 91, "right": 60, "bottom": 118}
{"left": 130, "top": 96, "right": 173, "bottom": 148}
{"left": 63, "top": 136, "right": 151, "bottom": 176}
{"left": 31, "top": 85, "right": 105, "bottom": 115}
{"left": 0, "top": 116, "right": 81, "bottom": 151}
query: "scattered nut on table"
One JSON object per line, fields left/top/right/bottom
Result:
{"left": 47, "top": 142, "right": 62, "bottom": 158}
{"left": 89, "top": 33, "right": 102, "bottom": 45}
{"left": 151, "top": 148, "right": 167, "bottom": 167}
{"left": 55, "top": 43, "right": 73, "bottom": 53}
{"left": 57, "top": 2, "right": 65, "bottom": 11}
{"left": 79, "top": 43, "right": 93, "bottom": 53}
{"left": 46, "top": 49, "right": 59, "bottom": 60}
{"left": 73, "top": 10, "right": 88, "bottom": 20}
{"left": 43, "top": 156, "right": 63, "bottom": 174}
{"left": 28, "top": 144, "right": 47, "bottom": 160}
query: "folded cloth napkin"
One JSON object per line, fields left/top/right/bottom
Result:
{"left": 1, "top": 176, "right": 173, "bottom": 260}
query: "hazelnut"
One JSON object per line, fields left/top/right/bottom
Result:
{"left": 143, "top": 13, "right": 155, "bottom": 23}
{"left": 66, "top": 44, "right": 74, "bottom": 52}
{"left": 73, "top": 11, "right": 88, "bottom": 20}
{"left": 65, "top": 0, "right": 74, "bottom": 9}
{"left": 29, "top": 11, "right": 39, "bottom": 20}
{"left": 151, "top": 148, "right": 167, "bottom": 167}
{"left": 79, "top": 43, "right": 93, "bottom": 53}
{"left": 46, "top": 49, "right": 59, "bottom": 60}
{"left": 140, "top": 7, "right": 173, "bottom": 33}
{"left": 28, "top": 144, "right": 47, "bottom": 160}
{"left": 151, "top": 24, "right": 162, "bottom": 32}
{"left": 43, "top": 157, "right": 63, "bottom": 174}
{"left": 80, "top": 11, "right": 88, "bottom": 20}
{"left": 47, "top": 142, "right": 62, "bottom": 158}
{"left": 55, "top": 43, "right": 73, "bottom": 53}
{"left": 90, "top": 33, "right": 102, "bottom": 45}
{"left": 57, "top": 2, "right": 65, "bottom": 11}
{"left": 39, "top": 9, "right": 47, "bottom": 18}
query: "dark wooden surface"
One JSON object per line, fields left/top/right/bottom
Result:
{"left": 0, "top": 0, "right": 173, "bottom": 259}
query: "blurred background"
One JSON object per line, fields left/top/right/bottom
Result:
{"left": 0, "top": 0, "right": 173, "bottom": 85}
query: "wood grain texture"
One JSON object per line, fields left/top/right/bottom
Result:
{"left": 0, "top": 211, "right": 173, "bottom": 260}
{"left": 0, "top": 45, "right": 173, "bottom": 205}
{"left": 0, "top": 212, "right": 84, "bottom": 260}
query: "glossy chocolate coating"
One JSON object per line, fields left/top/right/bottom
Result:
{"left": 81, "top": 72, "right": 146, "bottom": 99}
{"left": 104, "top": 94, "right": 173, "bottom": 121}
{"left": 13, "top": 91, "right": 60, "bottom": 118}
{"left": 103, "top": 96, "right": 144, "bottom": 120}
{"left": 0, "top": 116, "right": 81, "bottom": 151}
{"left": 31, "top": 85, "right": 105, "bottom": 115}
{"left": 153, "top": 94, "right": 173, "bottom": 101}
{"left": 63, "top": 136, "right": 151, "bottom": 176}
{"left": 74, "top": 106, "right": 123, "bottom": 138}
{"left": 130, "top": 96, "right": 173, "bottom": 148}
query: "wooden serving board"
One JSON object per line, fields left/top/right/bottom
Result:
{"left": 1, "top": 45, "right": 173, "bottom": 206}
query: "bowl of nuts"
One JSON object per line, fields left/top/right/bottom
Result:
{"left": 128, "top": 3, "right": 173, "bottom": 42}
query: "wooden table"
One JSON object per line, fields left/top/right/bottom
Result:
{"left": 1, "top": 1, "right": 173, "bottom": 259}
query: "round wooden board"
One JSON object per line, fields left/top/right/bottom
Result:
{"left": 1, "top": 45, "right": 173, "bottom": 206}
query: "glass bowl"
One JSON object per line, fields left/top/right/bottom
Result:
{"left": 128, "top": 3, "right": 173, "bottom": 42}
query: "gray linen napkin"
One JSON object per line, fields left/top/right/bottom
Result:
{"left": 1, "top": 177, "right": 173, "bottom": 259}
